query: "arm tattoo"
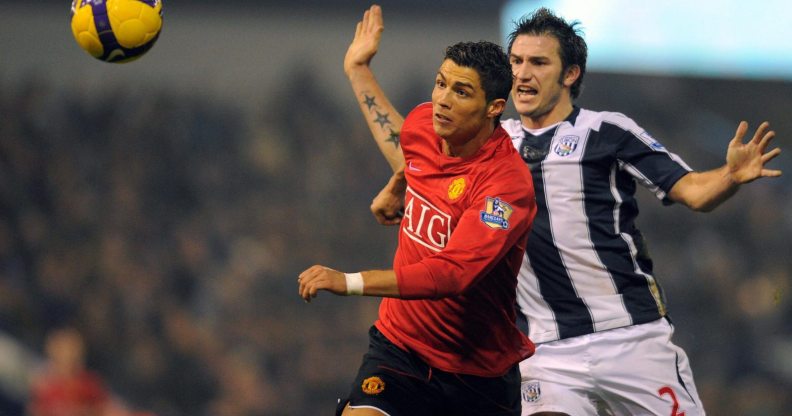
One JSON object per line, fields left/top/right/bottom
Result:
{"left": 386, "top": 128, "right": 400, "bottom": 149}
{"left": 361, "top": 93, "right": 399, "bottom": 148}
{"left": 374, "top": 110, "right": 391, "bottom": 128}
{"left": 363, "top": 94, "right": 377, "bottom": 111}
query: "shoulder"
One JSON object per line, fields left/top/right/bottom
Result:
{"left": 576, "top": 108, "right": 644, "bottom": 135}
{"left": 402, "top": 102, "right": 434, "bottom": 144}
{"left": 499, "top": 118, "right": 524, "bottom": 138}
{"left": 406, "top": 102, "right": 433, "bottom": 122}
{"left": 499, "top": 118, "right": 526, "bottom": 150}
{"left": 479, "top": 146, "right": 533, "bottom": 195}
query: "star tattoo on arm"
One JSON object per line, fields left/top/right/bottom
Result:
{"left": 374, "top": 111, "right": 391, "bottom": 128}
{"left": 362, "top": 94, "right": 377, "bottom": 111}
{"left": 385, "top": 128, "right": 400, "bottom": 148}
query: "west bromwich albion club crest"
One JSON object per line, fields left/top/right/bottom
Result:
{"left": 521, "top": 381, "right": 541, "bottom": 403}
{"left": 553, "top": 135, "right": 579, "bottom": 156}
{"left": 480, "top": 197, "right": 513, "bottom": 230}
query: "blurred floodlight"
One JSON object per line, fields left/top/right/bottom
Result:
{"left": 501, "top": 0, "right": 792, "bottom": 80}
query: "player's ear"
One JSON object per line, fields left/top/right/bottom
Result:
{"left": 486, "top": 98, "right": 506, "bottom": 119}
{"left": 563, "top": 65, "right": 581, "bottom": 89}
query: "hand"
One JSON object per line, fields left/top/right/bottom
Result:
{"left": 726, "top": 121, "right": 782, "bottom": 184}
{"left": 298, "top": 265, "right": 347, "bottom": 302}
{"left": 371, "top": 171, "right": 405, "bottom": 225}
{"left": 343, "top": 5, "right": 384, "bottom": 76}
{"left": 371, "top": 187, "right": 404, "bottom": 225}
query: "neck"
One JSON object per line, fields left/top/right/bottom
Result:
{"left": 443, "top": 124, "right": 495, "bottom": 158}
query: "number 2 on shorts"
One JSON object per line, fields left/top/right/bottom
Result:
{"left": 658, "top": 386, "right": 686, "bottom": 416}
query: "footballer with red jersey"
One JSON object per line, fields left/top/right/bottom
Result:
{"left": 298, "top": 39, "right": 537, "bottom": 415}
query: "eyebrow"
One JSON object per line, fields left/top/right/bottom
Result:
{"left": 510, "top": 53, "right": 551, "bottom": 62}
{"left": 436, "top": 70, "right": 476, "bottom": 91}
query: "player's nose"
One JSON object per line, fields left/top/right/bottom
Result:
{"left": 513, "top": 64, "right": 531, "bottom": 81}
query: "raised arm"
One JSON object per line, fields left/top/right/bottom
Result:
{"left": 669, "top": 121, "right": 782, "bottom": 212}
{"left": 344, "top": 5, "right": 405, "bottom": 173}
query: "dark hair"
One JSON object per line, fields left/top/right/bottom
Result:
{"left": 444, "top": 41, "right": 513, "bottom": 105}
{"left": 507, "top": 8, "right": 587, "bottom": 99}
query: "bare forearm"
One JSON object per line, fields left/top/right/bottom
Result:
{"left": 297, "top": 265, "right": 400, "bottom": 302}
{"left": 669, "top": 166, "right": 739, "bottom": 212}
{"left": 347, "top": 66, "right": 405, "bottom": 172}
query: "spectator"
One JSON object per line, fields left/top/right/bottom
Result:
{"left": 27, "top": 327, "right": 110, "bottom": 416}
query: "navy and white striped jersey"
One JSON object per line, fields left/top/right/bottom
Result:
{"left": 501, "top": 107, "right": 692, "bottom": 344}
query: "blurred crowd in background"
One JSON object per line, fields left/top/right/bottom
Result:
{"left": 1, "top": 61, "right": 791, "bottom": 415}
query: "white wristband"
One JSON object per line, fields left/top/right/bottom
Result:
{"left": 345, "top": 272, "right": 364, "bottom": 296}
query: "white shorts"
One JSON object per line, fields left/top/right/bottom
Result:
{"left": 519, "top": 318, "right": 705, "bottom": 416}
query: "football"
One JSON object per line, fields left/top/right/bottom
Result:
{"left": 70, "top": 0, "right": 163, "bottom": 63}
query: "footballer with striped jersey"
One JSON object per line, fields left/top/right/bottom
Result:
{"left": 344, "top": 5, "right": 782, "bottom": 416}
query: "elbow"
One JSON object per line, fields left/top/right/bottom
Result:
{"left": 671, "top": 188, "right": 715, "bottom": 212}
{"left": 695, "top": 204, "right": 717, "bottom": 213}
{"left": 436, "top": 283, "right": 467, "bottom": 298}
{"left": 686, "top": 200, "right": 715, "bottom": 213}
{"left": 393, "top": 160, "right": 405, "bottom": 175}
{"left": 433, "top": 275, "right": 476, "bottom": 298}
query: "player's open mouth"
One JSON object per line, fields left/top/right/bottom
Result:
{"left": 435, "top": 113, "right": 452, "bottom": 124}
{"left": 515, "top": 86, "right": 537, "bottom": 96}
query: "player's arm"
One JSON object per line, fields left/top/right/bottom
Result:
{"left": 344, "top": 5, "right": 405, "bottom": 173}
{"left": 398, "top": 181, "right": 537, "bottom": 299}
{"left": 371, "top": 168, "right": 406, "bottom": 225}
{"left": 669, "top": 121, "right": 781, "bottom": 212}
{"left": 298, "top": 266, "right": 399, "bottom": 302}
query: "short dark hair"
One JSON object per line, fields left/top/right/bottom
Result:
{"left": 444, "top": 41, "right": 513, "bottom": 105}
{"left": 507, "top": 8, "right": 588, "bottom": 99}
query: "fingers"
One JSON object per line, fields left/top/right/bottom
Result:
{"left": 730, "top": 121, "right": 749, "bottom": 147}
{"left": 374, "top": 213, "right": 401, "bottom": 226}
{"left": 382, "top": 217, "right": 402, "bottom": 226}
{"left": 354, "top": 5, "right": 382, "bottom": 41}
{"left": 751, "top": 121, "right": 771, "bottom": 145}
{"left": 355, "top": 8, "right": 371, "bottom": 39}
{"left": 354, "top": 21, "right": 362, "bottom": 39}
{"left": 372, "top": 211, "right": 387, "bottom": 225}
{"left": 757, "top": 125, "right": 776, "bottom": 153}
{"left": 371, "top": 205, "right": 403, "bottom": 226}
{"left": 298, "top": 265, "right": 324, "bottom": 303}
{"left": 368, "top": 5, "right": 383, "bottom": 32}
{"left": 743, "top": 121, "right": 780, "bottom": 165}
{"left": 761, "top": 168, "right": 783, "bottom": 178}
{"left": 762, "top": 146, "right": 782, "bottom": 161}
{"left": 731, "top": 121, "right": 780, "bottom": 156}
{"left": 762, "top": 148, "right": 781, "bottom": 178}
{"left": 298, "top": 265, "right": 347, "bottom": 302}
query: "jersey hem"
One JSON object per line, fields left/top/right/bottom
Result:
{"left": 530, "top": 314, "right": 665, "bottom": 344}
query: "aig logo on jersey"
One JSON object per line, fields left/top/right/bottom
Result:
{"left": 553, "top": 135, "right": 579, "bottom": 156}
{"left": 403, "top": 187, "right": 451, "bottom": 252}
{"left": 480, "top": 197, "right": 513, "bottom": 230}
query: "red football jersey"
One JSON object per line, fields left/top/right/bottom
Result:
{"left": 375, "top": 102, "right": 537, "bottom": 377}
